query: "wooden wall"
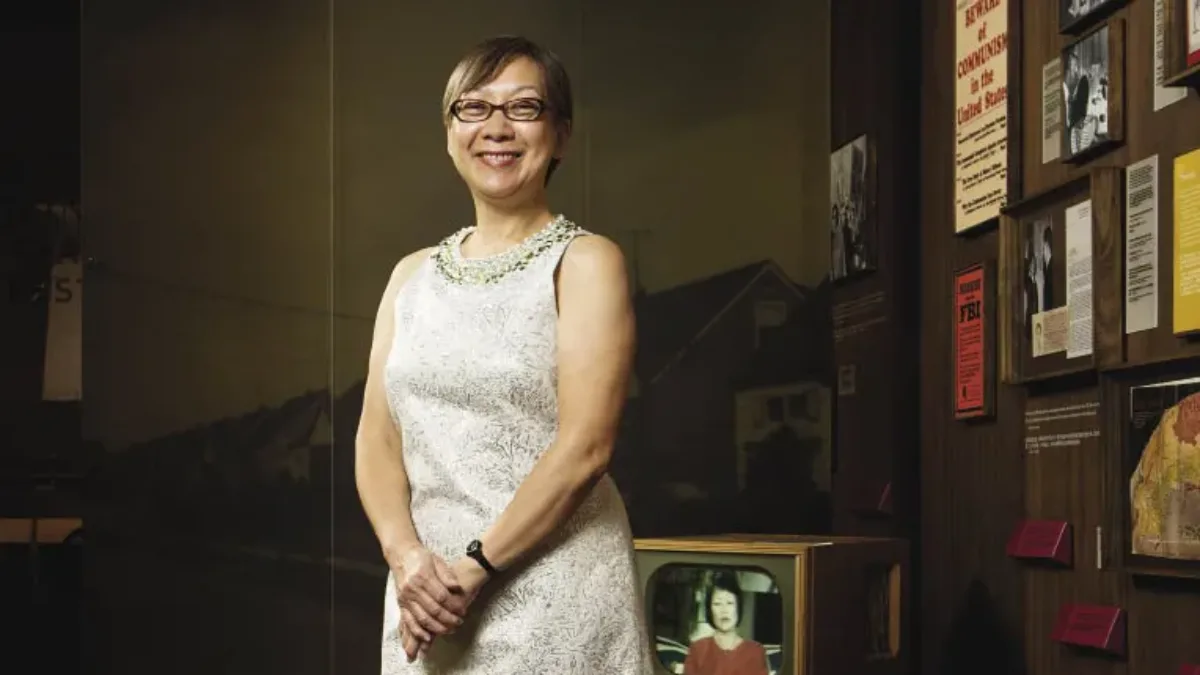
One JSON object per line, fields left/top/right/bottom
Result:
{"left": 829, "top": 0, "right": 924, "bottom": 666}
{"left": 829, "top": 0, "right": 922, "bottom": 538}
{"left": 915, "top": 0, "right": 1200, "bottom": 674}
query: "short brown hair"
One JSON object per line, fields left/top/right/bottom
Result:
{"left": 442, "top": 35, "right": 574, "bottom": 183}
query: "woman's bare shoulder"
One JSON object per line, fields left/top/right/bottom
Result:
{"left": 559, "top": 233, "right": 627, "bottom": 280}
{"left": 383, "top": 247, "right": 436, "bottom": 297}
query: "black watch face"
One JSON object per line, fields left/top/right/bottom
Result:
{"left": 467, "top": 540, "right": 481, "bottom": 555}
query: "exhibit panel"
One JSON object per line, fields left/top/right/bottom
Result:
{"left": 1021, "top": 385, "right": 1126, "bottom": 674}
{"left": 920, "top": 0, "right": 1200, "bottom": 672}
{"left": 80, "top": 0, "right": 337, "bottom": 672}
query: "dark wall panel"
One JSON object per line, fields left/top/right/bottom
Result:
{"left": 916, "top": 1, "right": 1028, "bottom": 674}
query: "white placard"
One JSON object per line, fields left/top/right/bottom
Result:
{"left": 1125, "top": 156, "right": 1160, "bottom": 334}
{"left": 1042, "top": 58, "right": 1062, "bottom": 164}
{"left": 1155, "top": 0, "right": 1188, "bottom": 111}
{"left": 1065, "top": 200, "right": 1094, "bottom": 359}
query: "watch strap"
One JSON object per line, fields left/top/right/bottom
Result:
{"left": 466, "top": 539, "right": 497, "bottom": 576}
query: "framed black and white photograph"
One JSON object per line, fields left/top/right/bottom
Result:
{"left": 829, "top": 134, "right": 876, "bottom": 283}
{"left": 1022, "top": 217, "right": 1056, "bottom": 330}
{"left": 1060, "top": 20, "right": 1125, "bottom": 164}
{"left": 1059, "top": 0, "right": 1127, "bottom": 35}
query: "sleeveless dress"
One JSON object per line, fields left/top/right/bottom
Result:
{"left": 380, "top": 215, "right": 655, "bottom": 675}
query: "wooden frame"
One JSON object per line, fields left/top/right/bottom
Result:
{"left": 1060, "top": 19, "right": 1126, "bottom": 165}
{"left": 634, "top": 535, "right": 910, "bottom": 675}
{"left": 1060, "top": 0, "right": 1129, "bottom": 36}
{"left": 952, "top": 259, "right": 997, "bottom": 420}
{"left": 1005, "top": 0, "right": 1024, "bottom": 207}
{"left": 1091, "top": 168, "right": 1127, "bottom": 370}
{"left": 1163, "top": 0, "right": 1200, "bottom": 89}
{"left": 829, "top": 134, "right": 877, "bottom": 285}
{"left": 1106, "top": 364, "right": 1200, "bottom": 581}
{"left": 998, "top": 168, "right": 1124, "bottom": 384}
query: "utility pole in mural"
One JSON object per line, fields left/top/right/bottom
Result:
{"left": 620, "top": 227, "right": 653, "bottom": 295}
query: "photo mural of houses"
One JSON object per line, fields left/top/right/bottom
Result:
{"left": 93, "top": 260, "right": 833, "bottom": 562}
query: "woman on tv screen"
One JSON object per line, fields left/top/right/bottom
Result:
{"left": 679, "top": 572, "right": 770, "bottom": 675}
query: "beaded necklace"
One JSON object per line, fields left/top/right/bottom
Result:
{"left": 432, "top": 214, "right": 580, "bottom": 285}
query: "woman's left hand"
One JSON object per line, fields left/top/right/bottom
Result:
{"left": 447, "top": 556, "right": 488, "bottom": 608}
{"left": 399, "top": 557, "right": 489, "bottom": 661}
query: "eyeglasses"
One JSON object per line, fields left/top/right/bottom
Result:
{"left": 449, "top": 98, "right": 547, "bottom": 123}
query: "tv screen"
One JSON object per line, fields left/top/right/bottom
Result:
{"left": 648, "top": 563, "right": 782, "bottom": 675}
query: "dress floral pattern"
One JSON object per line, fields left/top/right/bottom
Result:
{"left": 380, "top": 217, "right": 655, "bottom": 674}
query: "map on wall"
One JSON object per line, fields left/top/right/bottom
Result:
{"left": 954, "top": 0, "right": 1010, "bottom": 233}
{"left": 1129, "top": 377, "right": 1200, "bottom": 562}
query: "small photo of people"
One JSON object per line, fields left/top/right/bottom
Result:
{"left": 830, "top": 135, "right": 873, "bottom": 282}
{"left": 651, "top": 566, "right": 782, "bottom": 675}
{"left": 1061, "top": 25, "right": 1111, "bottom": 159}
{"left": 1022, "top": 217, "right": 1055, "bottom": 328}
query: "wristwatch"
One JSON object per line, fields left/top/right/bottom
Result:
{"left": 466, "top": 539, "right": 497, "bottom": 577}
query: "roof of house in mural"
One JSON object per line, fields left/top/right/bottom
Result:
{"left": 633, "top": 259, "right": 822, "bottom": 386}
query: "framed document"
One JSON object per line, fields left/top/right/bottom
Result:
{"left": 998, "top": 168, "right": 1125, "bottom": 383}
{"left": 953, "top": 261, "right": 995, "bottom": 420}
{"left": 829, "top": 135, "right": 877, "bottom": 284}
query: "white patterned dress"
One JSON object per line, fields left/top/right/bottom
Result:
{"left": 381, "top": 215, "right": 655, "bottom": 674}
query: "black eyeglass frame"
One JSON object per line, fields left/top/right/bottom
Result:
{"left": 448, "top": 97, "right": 550, "bottom": 123}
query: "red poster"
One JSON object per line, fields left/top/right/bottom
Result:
{"left": 954, "top": 264, "right": 987, "bottom": 418}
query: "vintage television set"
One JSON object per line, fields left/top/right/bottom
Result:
{"left": 634, "top": 534, "right": 908, "bottom": 675}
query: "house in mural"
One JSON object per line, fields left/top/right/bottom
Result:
{"left": 613, "top": 260, "right": 833, "bottom": 538}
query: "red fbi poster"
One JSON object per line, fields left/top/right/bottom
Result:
{"left": 954, "top": 263, "right": 987, "bottom": 418}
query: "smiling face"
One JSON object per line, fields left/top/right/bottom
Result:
{"left": 446, "top": 56, "right": 568, "bottom": 206}
{"left": 709, "top": 588, "right": 739, "bottom": 633}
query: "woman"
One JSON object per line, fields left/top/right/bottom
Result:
{"left": 354, "top": 35, "right": 655, "bottom": 674}
{"left": 680, "top": 573, "right": 769, "bottom": 675}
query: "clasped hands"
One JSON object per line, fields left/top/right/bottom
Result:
{"left": 392, "top": 545, "right": 488, "bottom": 662}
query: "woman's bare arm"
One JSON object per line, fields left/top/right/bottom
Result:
{"left": 471, "top": 234, "right": 635, "bottom": 573}
{"left": 355, "top": 250, "right": 431, "bottom": 566}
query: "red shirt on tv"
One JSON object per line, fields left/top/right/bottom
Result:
{"left": 682, "top": 636, "right": 769, "bottom": 675}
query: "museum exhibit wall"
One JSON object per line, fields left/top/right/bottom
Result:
{"left": 79, "top": 0, "right": 832, "bottom": 673}
{"left": 826, "top": 0, "right": 923, "bottom": 546}
{"left": 917, "top": 0, "right": 1200, "bottom": 674}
